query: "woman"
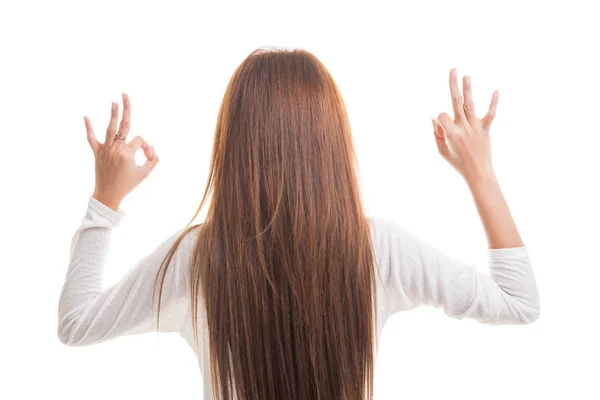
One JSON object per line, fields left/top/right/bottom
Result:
{"left": 57, "top": 47, "right": 540, "bottom": 400}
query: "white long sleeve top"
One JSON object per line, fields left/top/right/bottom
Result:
{"left": 58, "top": 196, "right": 541, "bottom": 399}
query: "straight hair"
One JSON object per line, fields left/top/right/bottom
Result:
{"left": 152, "top": 46, "right": 381, "bottom": 400}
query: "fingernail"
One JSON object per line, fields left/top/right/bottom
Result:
{"left": 111, "top": 102, "right": 117, "bottom": 111}
{"left": 451, "top": 68, "right": 456, "bottom": 77}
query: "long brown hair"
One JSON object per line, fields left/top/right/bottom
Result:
{"left": 152, "top": 46, "right": 380, "bottom": 400}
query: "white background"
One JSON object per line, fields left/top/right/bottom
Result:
{"left": 1, "top": 0, "right": 598, "bottom": 399}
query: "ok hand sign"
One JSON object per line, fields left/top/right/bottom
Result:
{"left": 84, "top": 93, "right": 159, "bottom": 211}
{"left": 432, "top": 68, "right": 499, "bottom": 185}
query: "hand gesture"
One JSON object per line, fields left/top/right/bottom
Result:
{"left": 84, "top": 93, "right": 159, "bottom": 211}
{"left": 431, "top": 68, "right": 499, "bottom": 184}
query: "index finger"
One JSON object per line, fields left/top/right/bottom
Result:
{"left": 449, "top": 68, "right": 468, "bottom": 125}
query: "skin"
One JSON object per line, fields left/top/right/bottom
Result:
{"left": 84, "top": 68, "right": 522, "bottom": 249}
{"left": 84, "top": 92, "right": 159, "bottom": 212}
{"left": 432, "top": 68, "right": 523, "bottom": 249}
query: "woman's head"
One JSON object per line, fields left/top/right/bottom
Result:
{"left": 155, "top": 46, "right": 380, "bottom": 400}
{"left": 192, "top": 46, "right": 363, "bottom": 230}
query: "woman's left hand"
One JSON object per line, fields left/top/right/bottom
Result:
{"left": 84, "top": 92, "right": 159, "bottom": 211}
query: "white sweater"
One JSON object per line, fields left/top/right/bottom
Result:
{"left": 58, "top": 196, "right": 541, "bottom": 399}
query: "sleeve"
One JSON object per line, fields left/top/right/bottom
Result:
{"left": 371, "top": 217, "right": 541, "bottom": 325}
{"left": 57, "top": 196, "right": 197, "bottom": 346}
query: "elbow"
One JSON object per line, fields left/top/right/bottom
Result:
{"left": 515, "top": 289, "right": 541, "bottom": 325}
{"left": 523, "top": 292, "right": 541, "bottom": 324}
{"left": 57, "top": 324, "right": 73, "bottom": 346}
{"left": 519, "top": 299, "right": 541, "bottom": 324}
{"left": 57, "top": 321, "right": 82, "bottom": 347}
{"left": 58, "top": 335, "right": 72, "bottom": 346}
{"left": 58, "top": 320, "right": 102, "bottom": 347}
{"left": 522, "top": 308, "right": 540, "bottom": 324}
{"left": 58, "top": 306, "right": 93, "bottom": 346}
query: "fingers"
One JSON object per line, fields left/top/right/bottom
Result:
{"left": 117, "top": 92, "right": 131, "bottom": 140}
{"left": 126, "top": 135, "right": 150, "bottom": 153}
{"left": 437, "top": 112, "right": 456, "bottom": 138}
{"left": 481, "top": 90, "right": 499, "bottom": 130}
{"left": 140, "top": 144, "right": 159, "bottom": 176}
{"left": 431, "top": 118, "right": 449, "bottom": 157}
{"left": 462, "top": 75, "right": 477, "bottom": 124}
{"left": 84, "top": 116, "right": 100, "bottom": 153}
{"left": 126, "top": 135, "right": 159, "bottom": 175}
{"left": 449, "top": 68, "right": 468, "bottom": 125}
{"left": 105, "top": 102, "right": 119, "bottom": 143}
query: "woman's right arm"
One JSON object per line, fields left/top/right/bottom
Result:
{"left": 374, "top": 68, "right": 539, "bottom": 325}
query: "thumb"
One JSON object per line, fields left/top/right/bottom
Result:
{"left": 84, "top": 116, "right": 101, "bottom": 154}
{"left": 431, "top": 118, "right": 449, "bottom": 157}
{"left": 139, "top": 145, "right": 159, "bottom": 176}
{"left": 432, "top": 117, "right": 444, "bottom": 140}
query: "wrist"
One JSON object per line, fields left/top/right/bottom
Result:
{"left": 92, "top": 191, "right": 122, "bottom": 212}
{"left": 464, "top": 169, "right": 498, "bottom": 190}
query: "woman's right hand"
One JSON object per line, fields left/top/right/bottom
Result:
{"left": 431, "top": 68, "right": 499, "bottom": 184}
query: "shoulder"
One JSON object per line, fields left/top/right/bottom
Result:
{"left": 170, "top": 224, "right": 203, "bottom": 257}
{"left": 155, "top": 224, "right": 204, "bottom": 272}
{"left": 365, "top": 215, "right": 430, "bottom": 265}
{"left": 366, "top": 215, "right": 411, "bottom": 243}
{"left": 153, "top": 224, "right": 204, "bottom": 295}
{"left": 365, "top": 215, "right": 407, "bottom": 263}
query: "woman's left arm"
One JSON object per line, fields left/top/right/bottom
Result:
{"left": 58, "top": 92, "right": 193, "bottom": 346}
{"left": 57, "top": 196, "right": 196, "bottom": 346}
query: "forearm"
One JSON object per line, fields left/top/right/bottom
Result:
{"left": 466, "top": 173, "right": 524, "bottom": 249}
